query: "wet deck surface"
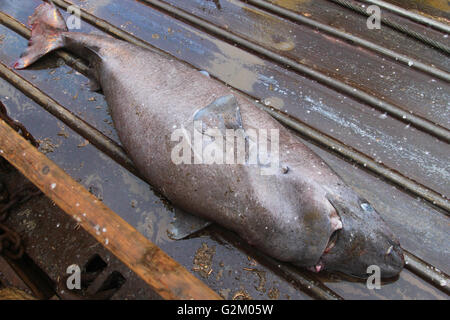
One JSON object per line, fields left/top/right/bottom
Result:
{"left": 0, "top": 0, "right": 449, "bottom": 299}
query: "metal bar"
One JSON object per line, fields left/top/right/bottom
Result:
{"left": 361, "top": 0, "right": 450, "bottom": 34}
{"left": 244, "top": 0, "right": 450, "bottom": 82}
{"left": 0, "top": 256, "right": 37, "bottom": 298}
{"left": 0, "top": 118, "right": 222, "bottom": 300}
{"left": 404, "top": 251, "right": 449, "bottom": 294}
{"left": 328, "top": 0, "right": 450, "bottom": 54}
{"left": 137, "top": 0, "right": 450, "bottom": 143}
{"left": 2, "top": 4, "right": 448, "bottom": 212}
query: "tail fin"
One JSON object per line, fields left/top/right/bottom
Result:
{"left": 14, "top": 1, "right": 68, "bottom": 69}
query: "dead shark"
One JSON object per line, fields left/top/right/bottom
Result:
{"left": 15, "top": 1, "right": 404, "bottom": 278}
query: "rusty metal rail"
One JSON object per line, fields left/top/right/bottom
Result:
{"left": 244, "top": 0, "right": 450, "bottom": 82}
{"left": 404, "top": 252, "right": 449, "bottom": 295}
{"left": 0, "top": 0, "right": 449, "bottom": 298}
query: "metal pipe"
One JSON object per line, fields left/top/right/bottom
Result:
{"left": 404, "top": 251, "right": 449, "bottom": 295}
{"left": 362, "top": 0, "right": 450, "bottom": 34}
{"left": 244, "top": 0, "right": 450, "bottom": 82}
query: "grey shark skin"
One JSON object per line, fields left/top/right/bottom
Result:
{"left": 15, "top": 2, "right": 404, "bottom": 278}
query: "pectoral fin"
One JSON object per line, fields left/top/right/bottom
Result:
{"left": 167, "top": 208, "right": 212, "bottom": 240}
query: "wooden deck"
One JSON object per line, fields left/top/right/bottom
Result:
{"left": 0, "top": 0, "right": 448, "bottom": 299}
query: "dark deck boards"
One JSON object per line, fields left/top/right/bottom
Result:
{"left": 0, "top": 0, "right": 448, "bottom": 299}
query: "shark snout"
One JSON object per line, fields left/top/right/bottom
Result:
{"left": 380, "top": 242, "right": 405, "bottom": 278}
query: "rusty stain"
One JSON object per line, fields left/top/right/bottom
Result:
{"left": 57, "top": 123, "right": 69, "bottom": 138}
{"left": 237, "top": 0, "right": 296, "bottom": 52}
{"left": 137, "top": 211, "right": 154, "bottom": 238}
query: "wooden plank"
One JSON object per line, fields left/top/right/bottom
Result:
{"left": 0, "top": 118, "right": 221, "bottom": 300}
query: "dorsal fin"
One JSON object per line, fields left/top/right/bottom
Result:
{"left": 193, "top": 94, "right": 244, "bottom": 135}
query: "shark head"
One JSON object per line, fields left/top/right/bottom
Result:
{"left": 314, "top": 192, "right": 404, "bottom": 278}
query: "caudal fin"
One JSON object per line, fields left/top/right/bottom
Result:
{"left": 14, "top": 1, "right": 68, "bottom": 69}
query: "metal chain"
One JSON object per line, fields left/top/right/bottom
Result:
{"left": 0, "top": 223, "right": 24, "bottom": 259}
{"left": 0, "top": 184, "right": 42, "bottom": 222}
{"left": 0, "top": 100, "right": 41, "bottom": 259}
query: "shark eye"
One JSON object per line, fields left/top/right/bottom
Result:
{"left": 360, "top": 202, "right": 374, "bottom": 212}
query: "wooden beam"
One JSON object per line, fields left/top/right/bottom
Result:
{"left": 0, "top": 118, "right": 221, "bottom": 300}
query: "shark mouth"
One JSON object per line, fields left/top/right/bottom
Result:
{"left": 308, "top": 214, "right": 342, "bottom": 273}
